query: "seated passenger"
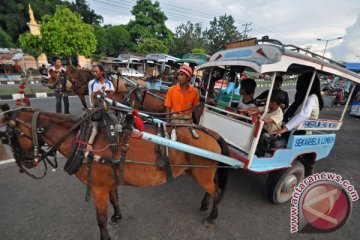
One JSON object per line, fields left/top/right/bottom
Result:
{"left": 240, "top": 91, "right": 284, "bottom": 157}
{"left": 234, "top": 78, "right": 257, "bottom": 109}
{"left": 223, "top": 71, "right": 239, "bottom": 95}
{"left": 274, "top": 72, "right": 324, "bottom": 136}
{"left": 255, "top": 76, "right": 289, "bottom": 110}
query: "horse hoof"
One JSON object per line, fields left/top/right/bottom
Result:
{"left": 111, "top": 215, "right": 122, "bottom": 223}
{"left": 202, "top": 219, "right": 215, "bottom": 228}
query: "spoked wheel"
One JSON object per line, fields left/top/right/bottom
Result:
{"left": 266, "top": 162, "right": 305, "bottom": 204}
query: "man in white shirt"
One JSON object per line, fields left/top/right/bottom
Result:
{"left": 88, "top": 65, "right": 115, "bottom": 107}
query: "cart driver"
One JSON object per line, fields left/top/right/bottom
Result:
{"left": 164, "top": 65, "right": 200, "bottom": 124}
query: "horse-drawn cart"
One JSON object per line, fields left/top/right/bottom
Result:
{"left": 106, "top": 36, "right": 360, "bottom": 203}
{"left": 196, "top": 37, "right": 360, "bottom": 203}
{"left": 1, "top": 37, "right": 360, "bottom": 240}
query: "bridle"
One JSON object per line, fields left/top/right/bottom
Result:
{"left": 4, "top": 108, "right": 57, "bottom": 179}
{"left": 3, "top": 107, "right": 104, "bottom": 179}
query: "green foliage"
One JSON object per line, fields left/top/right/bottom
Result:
{"left": 93, "top": 25, "right": 108, "bottom": 57}
{"left": 191, "top": 48, "right": 206, "bottom": 54}
{"left": 18, "top": 32, "right": 42, "bottom": 58}
{"left": 0, "top": 0, "right": 102, "bottom": 45}
{"left": 137, "top": 38, "right": 168, "bottom": 55}
{"left": 128, "top": 0, "right": 173, "bottom": 49}
{"left": 105, "top": 25, "right": 132, "bottom": 56}
{"left": 203, "top": 14, "right": 242, "bottom": 54}
{"left": 169, "top": 21, "right": 206, "bottom": 57}
{"left": 67, "top": 0, "right": 103, "bottom": 25}
{"left": 40, "top": 5, "right": 96, "bottom": 58}
{"left": 0, "top": 27, "right": 15, "bottom": 48}
{"left": 0, "top": 0, "right": 62, "bottom": 44}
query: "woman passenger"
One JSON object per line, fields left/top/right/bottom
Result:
{"left": 273, "top": 72, "right": 324, "bottom": 136}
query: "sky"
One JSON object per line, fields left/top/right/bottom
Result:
{"left": 87, "top": 0, "right": 360, "bottom": 62}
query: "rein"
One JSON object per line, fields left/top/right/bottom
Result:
{"left": 6, "top": 109, "right": 55, "bottom": 179}
{"left": 4, "top": 107, "right": 106, "bottom": 179}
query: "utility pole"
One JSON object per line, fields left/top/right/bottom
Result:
{"left": 317, "top": 37, "right": 343, "bottom": 58}
{"left": 242, "top": 22, "right": 252, "bottom": 39}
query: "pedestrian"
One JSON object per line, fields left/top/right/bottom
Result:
{"left": 164, "top": 65, "right": 200, "bottom": 124}
{"left": 39, "top": 64, "right": 48, "bottom": 76}
{"left": 48, "top": 57, "right": 69, "bottom": 114}
{"left": 88, "top": 64, "right": 115, "bottom": 108}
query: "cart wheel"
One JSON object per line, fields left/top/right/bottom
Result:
{"left": 266, "top": 162, "right": 305, "bottom": 204}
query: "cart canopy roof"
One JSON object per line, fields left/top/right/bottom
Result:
{"left": 198, "top": 38, "right": 360, "bottom": 83}
{"left": 175, "top": 53, "right": 210, "bottom": 66}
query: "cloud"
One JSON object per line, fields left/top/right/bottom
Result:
{"left": 87, "top": 0, "right": 360, "bottom": 61}
{"left": 331, "top": 13, "right": 360, "bottom": 62}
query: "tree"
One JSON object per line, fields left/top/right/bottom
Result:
{"left": 191, "top": 48, "right": 206, "bottom": 54}
{"left": 137, "top": 38, "right": 168, "bottom": 55}
{"left": 67, "top": 0, "right": 103, "bottom": 25}
{"left": 128, "top": 0, "right": 173, "bottom": 50}
{"left": 0, "top": 0, "right": 102, "bottom": 45}
{"left": 0, "top": 27, "right": 15, "bottom": 48}
{"left": 0, "top": 0, "right": 62, "bottom": 44}
{"left": 203, "top": 14, "right": 242, "bottom": 54}
{"left": 40, "top": 6, "right": 96, "bottom": 61}
{"left": 105, "top": 25, "right": 133, "bottom": 56}
{"left": 92, "top": 25, "right": 108, "bottom": 59}
{"left": 170, "top": 21, "right": 206, "bottom": 57}
{"left": 18, "top": 32, "right": 42, "bottom": 67}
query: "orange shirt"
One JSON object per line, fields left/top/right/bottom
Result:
{"left": 164, "top": 84, "right": 200, "bottom": 113}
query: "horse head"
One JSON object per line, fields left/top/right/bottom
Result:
{"left": 0, "top": 104, "right": 79, "bottom": 177}
{"left": 64, "top": 64, "right": 77, "bottom": 77}
{"left": 64, "top": 66, "right": 94, "bottom": 109}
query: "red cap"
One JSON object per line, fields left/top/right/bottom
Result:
{"left": 177, "top": 65, "right": 193, "bottom": 78}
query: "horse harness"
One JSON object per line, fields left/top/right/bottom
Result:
{"left": 4, "top": 109, "right": 58, "bottom": 179}
{"left": 2, "top": 101, "right": 221, "bottom": 200}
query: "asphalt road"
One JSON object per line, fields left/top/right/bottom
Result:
{"left": 0, "top": 89, "right": 359, "bottom": 240}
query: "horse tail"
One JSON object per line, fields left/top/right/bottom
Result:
{"left": 216, "top": 136, "right": 229, "bottom": 198}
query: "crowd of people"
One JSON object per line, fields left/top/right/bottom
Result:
{"left": 40, "top": 56, "right": 358, "bottom": 157}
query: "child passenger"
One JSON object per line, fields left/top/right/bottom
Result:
{"left": 240, "top": 91, "right": 285, "bottom": 157}
{"left": 235, "top": 78, "right": 257, "bottom": 109}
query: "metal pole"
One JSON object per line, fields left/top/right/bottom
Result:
{"left": 134, "top": 129, "right": 243, "bottom": 168}
{"left": 322, "top": 40, "right": 329, "bottom": 57}
{"left": 317, "top": 37, "right": 342, "bottom": 58}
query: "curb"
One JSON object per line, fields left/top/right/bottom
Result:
{"left": 0, "top": 92, "right": 77, "bottom": 101}
{"left": 0, "top": 159, "right": 15, "bottom": 165}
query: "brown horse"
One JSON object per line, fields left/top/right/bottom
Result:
{"left": 108, "top": 88, "right": 167, "bottom": 113}
{"left": 65, "top": 65, "right": 93, "bottom": 109}
{"left": 0, "top": 104, "right": 229, "bottom": 240}
{"left": 45, "top": 65, "right": 93, "bottom": 109}
{"left": 64, "top": 66, "right": 166, "bottom": 112}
